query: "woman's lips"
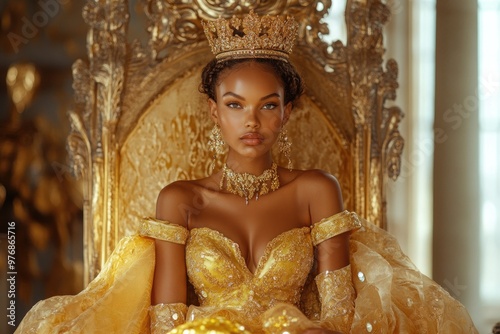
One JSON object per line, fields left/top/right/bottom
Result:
{"left": 240, "top": 132, "right": 264, "bottom": 145}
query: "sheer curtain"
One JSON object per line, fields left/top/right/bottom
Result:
{"left": 397, "top": 0, "right": 436, "bottom": 278}
{"left": 479, "top": 0, "right": 500, "bottom": 330}
{"left": 374, "top": 2, "right": 436, "bottom": 280}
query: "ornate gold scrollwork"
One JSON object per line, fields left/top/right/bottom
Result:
{"left": 69, "top": 0, "right": 128, "bottom": 283}
{"left": 345, "top": 0, "right": 404, "bottom": 227}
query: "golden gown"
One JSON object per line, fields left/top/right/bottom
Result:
{"left": 16, "top": 211, "right": 477, "bottom": 333}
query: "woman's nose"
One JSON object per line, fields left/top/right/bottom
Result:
{"left": 245, "top": 110, "right": 260, "bottom": 128}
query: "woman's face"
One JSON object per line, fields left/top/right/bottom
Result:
{"left": 209, "top": 61, "right": 292, "bottom": 159}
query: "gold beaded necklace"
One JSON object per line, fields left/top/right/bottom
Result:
{"left": 220, "top": 163, "right": 280, "bottom": 205}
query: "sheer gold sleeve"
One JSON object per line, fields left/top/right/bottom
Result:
{"left": 149, "top": 303, "right": 188, "bottom": 334}
{"left": 315, "top": 265, "right": 355, "bottom": 333}
{"left": 140, "top": 217, "right": 189, "bottom": 244}
{"left": 311, "top": 211, "right": 361, "bottom": 246}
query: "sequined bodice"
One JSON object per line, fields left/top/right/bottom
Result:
{"left": 139, "top": 210, "right": 362, "bottom": 329}
{"left": 185, "top": 227, "right": 313, "bottom": 314}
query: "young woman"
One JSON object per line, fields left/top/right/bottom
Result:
{"left": 16, "top": 11, "right": 477, "bottom": 334}
{"left": 149, "top": 56, "right": 353, "bottom": 334}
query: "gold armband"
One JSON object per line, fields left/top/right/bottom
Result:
{"left": 315, "top": 265, "right": 355, "bottom": 333}
{"left": 149, "top": 303, "right": 188, "bottom": 334}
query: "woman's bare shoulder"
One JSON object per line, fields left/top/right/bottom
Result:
{"left": 294, "top": 169, "right": 340, "bottom": 189}
{"left": 155, "top": 179, "right": 203, "bottom": 227}
{"left": 294, "top": 169, "right": 344, "bottom": 223}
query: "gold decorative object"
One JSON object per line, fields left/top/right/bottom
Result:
{"left": 208, "top": 124, "right": 226, "bottom": 171}
{"left": 167, "top": 316, "right": 250, "bottom": 334}
{"left": 277, "top": 128, "right": 292, "bottom": 171}
{"left": 6, "top": 63, "right": 40, "bottom": 119}
{"left": 69, "top": 0, "right": 404, "bottom": 283}
{"left": 220, "top": 162, "right": 280, "bottom": 205}
{"left": 202, "top": 10, "right": 298, "bottom": 61}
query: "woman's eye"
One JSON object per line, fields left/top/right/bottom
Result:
{"left": 227, "top": 102, "right": 241, "bottom": 109}
{"left": 262, "top": 103, "right": 278, "bottom": 110}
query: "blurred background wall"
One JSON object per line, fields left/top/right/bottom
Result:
{"left": 0, "top": 2, "right": 87, "bottom": 334}
{"left": 0, "top": 2, "right": 149, "bottom": 333}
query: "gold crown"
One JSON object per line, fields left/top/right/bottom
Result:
{"left": 202, "top": 10, "right": 298, "bottom": 62}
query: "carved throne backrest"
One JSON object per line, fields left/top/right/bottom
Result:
{"left": 69, "top": 0, "right": 404, "bottom": 283}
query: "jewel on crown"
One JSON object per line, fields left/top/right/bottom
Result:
{"left": 202, "top": 10, "right": 299, "bottom": 62}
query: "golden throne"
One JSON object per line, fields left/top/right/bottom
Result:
{"left": 68, "top": 0, "right": 404, "bottom": 284}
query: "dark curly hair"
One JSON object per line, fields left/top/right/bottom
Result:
{"left": 199, "top": 58, "right": 304, "bottom": 106}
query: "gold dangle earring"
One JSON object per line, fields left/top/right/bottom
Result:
{"left": 278, "top": 127, "right": 292, "bottom": 171}
{"left": 208, "top": 124, "right": 225, "bottom": 172}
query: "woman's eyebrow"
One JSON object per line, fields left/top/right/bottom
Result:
{"left": 222, "top": 92, "right": 245, "bottom": 100}
{"left": 260, "top": 93, "right": 281, "bottom": 101}
{"left": 221, "top": 92, "right": 281, "bottom": 101}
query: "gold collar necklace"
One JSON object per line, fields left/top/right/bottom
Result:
{"left": 220, "top": 163, "right": 280, "bottom": 205}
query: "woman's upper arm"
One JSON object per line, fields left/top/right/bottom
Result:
{"left": 315, "top": 231, "right": 350, "bottom": 273}
{"left": 151, "top": 182, "right": 190, "bottom": 305}
{"left": 302, "top": 170, "right": 350, "bottom": 273}
{"left": 152, "top": 239, "right": 187, "bottom": 304}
